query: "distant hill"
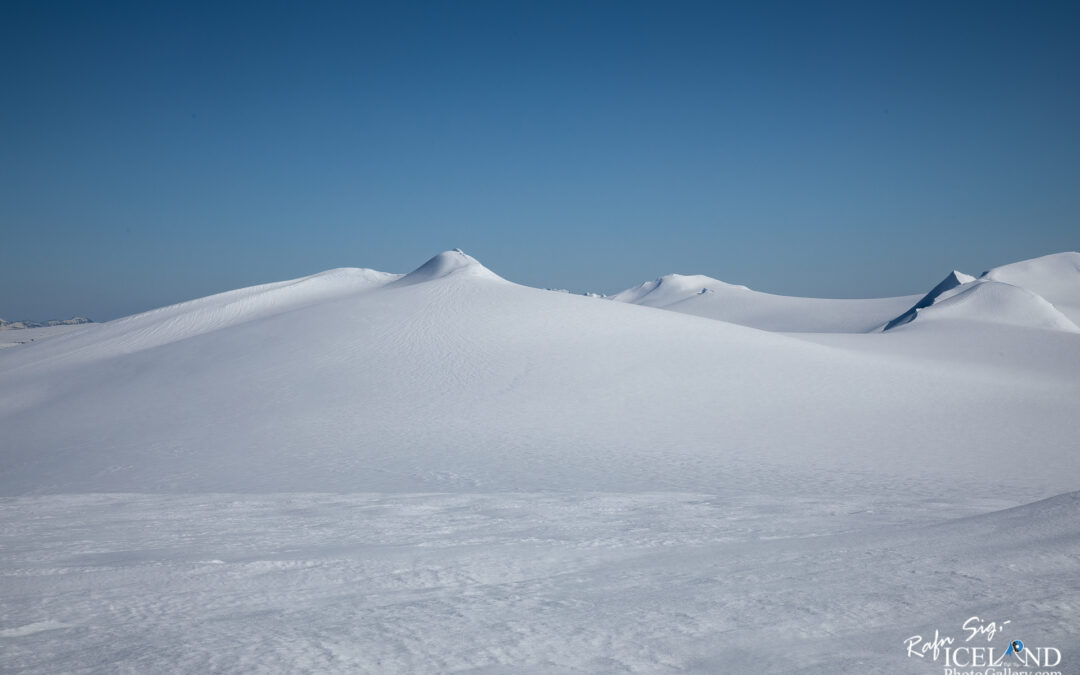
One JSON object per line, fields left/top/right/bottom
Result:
{"left": 0, "top": 316, "right": 92, "bottom": 330}
{"left": 610, "top": 273, "right": 919, "bottom": 333}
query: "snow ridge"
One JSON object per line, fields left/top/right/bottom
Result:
{"left": 883, "top": 270, "right": 976, "bottom": 330}
{"left": 391, "top": 249, "right": 504, "bottom": 287}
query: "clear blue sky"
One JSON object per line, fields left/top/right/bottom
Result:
{"left": 2, "top": 0, "right": 1077, "bottom": 321}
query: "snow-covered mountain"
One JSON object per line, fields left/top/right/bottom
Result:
{"left": 2, "top": 249, "right": 1078, "bottom": 674}
{"left": 2, "top": 249, "right": 1077, "bottom": 495}
{"left": 610, "top": 273, "right": 919, "bottom": 332}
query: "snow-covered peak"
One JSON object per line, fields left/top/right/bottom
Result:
{"left": 945, "top": 270, "right": 976, "bottom": 286}
{"left": 391, "top": 249, "right": 503, "bottom": 287}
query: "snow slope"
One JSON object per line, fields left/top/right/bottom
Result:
{"left": 3, "top": 267, "right": 399, "bottom": 366}
{"left": 611, "top": 273, "right": 920, "bottom": 332}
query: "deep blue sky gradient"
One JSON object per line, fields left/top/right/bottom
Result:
{"left": 2, "top": 1, "right": 1078, "bottom": 320}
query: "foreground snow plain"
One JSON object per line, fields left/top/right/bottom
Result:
{"left": 2, "top": 250, "right": 1078, "bottom": 673}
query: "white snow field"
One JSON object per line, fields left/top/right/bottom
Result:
{"left": 1, "top": 249, "right": 1079, "bottom": 673}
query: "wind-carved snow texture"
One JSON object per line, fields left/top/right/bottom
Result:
{"left": 1, "top": 250, "right": 1079, "bottom": 673}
